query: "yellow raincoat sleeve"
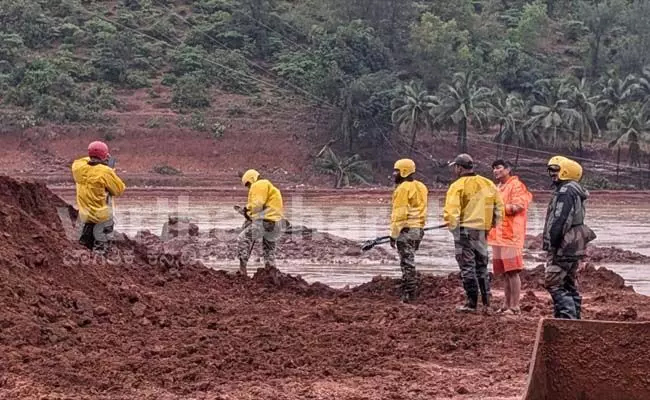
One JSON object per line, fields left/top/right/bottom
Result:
{"left": 443, "top": 181, "right": 462, "bottom": 230}
{"left": 246, "top": 180, "right": 269, "bottom": 219}
{"left": 104, "top": 169, "right": 126, "bottom": 197}
{"left": 390, "top": 184, "right": 409, "bottom": 239}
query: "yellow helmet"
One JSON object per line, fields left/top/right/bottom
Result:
{"left": 560, "top": 159, "right": 583, "bottom": 181}
{"left": 393, "top": 159, "right": 416, "bottom": 178}
{"left": 241, "top": 169, "right": 260, "bottom": 186}
{"left": 547, "top": 156, "right": 582, "bottom": 181}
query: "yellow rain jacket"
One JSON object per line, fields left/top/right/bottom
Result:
{"left": 443, "top": 173, "right": 504, "bottom": 231}
{"left": 72, "top": 157, "right": 126, "bottom": 223}
{"left": 390, "top": 180, "right": 428, "bottom": 239}
{"left": 246, "top": 179, "right": 284, "bottom": 222}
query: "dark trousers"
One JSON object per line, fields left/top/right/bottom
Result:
{"left": 453, "top": 228, "right": 490, "bottom": 308}
{"left": 79, "top": 219, "right": 114, "bottom": 253}
{"left": 545, "top": 256, "right": 582, "bottom": 319}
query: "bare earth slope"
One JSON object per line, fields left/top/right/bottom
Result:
{"left": 0, "top": 175, "right": 649, "bottom": 399}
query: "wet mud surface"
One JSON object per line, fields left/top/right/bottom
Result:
{"left": 1, "top": 175, "right": 650, "bottom": 399}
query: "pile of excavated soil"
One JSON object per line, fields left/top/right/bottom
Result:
{"left": 1, "top": 175, "right": 649, "bottom": 399}
{"left": 525, "top": 234, "right": 650, "bottom": 263}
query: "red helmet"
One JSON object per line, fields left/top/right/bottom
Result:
{"left": 88, "top": 141, "right": 109, "bottom": 160}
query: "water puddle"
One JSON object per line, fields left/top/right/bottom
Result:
{"left": 53, "top": 190, "right": 650, "bottom": 295}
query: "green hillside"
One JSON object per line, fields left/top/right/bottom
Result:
{"left": 1, "top": 0, "right": 650, "bottom": 174}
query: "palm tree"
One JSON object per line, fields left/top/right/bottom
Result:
{"left": 634, "top": 66, "right": 650, "bottom": 105}
{"left": 314, "top": 145, "right": 373, "bottom": 188}
{"left": 490, "top": 91, "right": 537, "bottom": 160}
{"left": 595, "top": 72, "right": 638, "bottom": 127}
{"left": 433, "top": 71, "right": 492, "bottom": 153}
{"left": 564, "top": 78, "right": 600, "bottom": 155}
{"left": 524, "top": 78, "right": 580, "bottom": 147}
{"left": 608, "top": 103, "right": 650, "bottom": 168}
{"left": 391, "top": 81, "right": 438, "bottom": 155}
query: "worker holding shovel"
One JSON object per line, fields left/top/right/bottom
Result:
{"left": 237, "top": 169, "right": 284, "bottom": 276}
{"left": 390, "top": 159, "right": 428, "bottom": 303}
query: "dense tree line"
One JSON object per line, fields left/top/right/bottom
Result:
{"left": 1, "top": 0, "right": 650, "bottom": 168}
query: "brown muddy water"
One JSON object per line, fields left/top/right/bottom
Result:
{"left": 53, "top": 189, "right": 650, "bottom": 295}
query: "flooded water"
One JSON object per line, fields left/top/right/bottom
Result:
{"left": 54, "top": 189, "right": 650, "bottom": 295}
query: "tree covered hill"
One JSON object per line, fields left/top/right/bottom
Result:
{"left": 2, "top": 0, "right": 650, "bottom": 188}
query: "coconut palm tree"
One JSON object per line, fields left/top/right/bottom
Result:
{"left": 608, "top": 103, "right": 650, "bottom": 167}
{"left": 391, "top": 81, "right": 438, "bottom": 155}
{"left": 490, "top": 91, "right": 537, "bottom": 160}
{"left": 564, "top": 78, "right": 600, "bottom": 155}
{"left": 524, "top": 78, "right": 581, "bottom": 147}
{"left": 314, "top": 145, "right": 373, "bottom": 188}
{"left": 433, "top": 71, "right": 492, "bottom": 153}
{"left": 595, "top": 72, "right": 638, "bottom": 127}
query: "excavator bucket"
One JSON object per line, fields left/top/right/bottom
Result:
{"left": 523, "top": 318, "right": 650, "bottom": 400}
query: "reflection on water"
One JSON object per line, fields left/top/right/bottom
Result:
{"left": 54, "top": 190, "right": 650, "bottom": 295}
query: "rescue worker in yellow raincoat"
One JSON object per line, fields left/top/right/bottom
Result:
{"left": 238, "top": 169, "right": 284, "bottom": 276}
{"left": 444, "top": 154, "right": 504, "bottom": 313}
{"left": 71, "top": 141, "right": 126, "bottom": 253}
{"left": 390, "top": 159, "right": 428, "bottom": 303}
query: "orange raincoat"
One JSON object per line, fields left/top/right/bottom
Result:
{"left": 488, "top": 176, "right": 532, "bottom": 248}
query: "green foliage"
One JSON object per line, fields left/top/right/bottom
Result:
{"left": 432, "top": 71, "right": 493, "bottom": 153}
{"left": 408, "top": 13, "right": 471, "bottom": 87}
{"left": 172, "top": 73, "right": 211, "bottom": 108}
{"left": 5, "top": 59, "right": 115, "bottom": 122}
{"left": 170, "top": 46, "right": 258, "bottom": 94}
{"left": 314, "top": 145, "right": 373, "bottom": 188}
{"left": 511, "top": 0, "right": 549, "bottom": 51}
{"left": 338, "top": 71, "right": 398, "bottom": 152}
{"left": 0, "top": 33, "right": 26, "bottom": 69}
{"left": 273, "top": 50, "right": 343, "bottom": 102}
{"left": 391, "top": 81, "right": 438, "bottom": 154}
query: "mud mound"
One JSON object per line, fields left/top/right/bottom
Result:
{"left": 1, "top": 175, "right": 649, "bottom": 399}
{"left": 503, "top": 264, "right": 634, "bottom": 292}
{"left": 525, "top": 233, "right": 650, "bottom": 264}
{"left": 0, "top": 175, "right": 77, "bottom": 230}
{"left": 353, "top": 273, "right": 462, "bottom": 301}
{"left": 202, "top": 227, "right": 395, "bottom": 263}
{"left": 252, "top": 266, "right": 337, "bottom": 297}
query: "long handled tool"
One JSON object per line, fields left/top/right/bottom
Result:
{"left": 232, "top": 205, "right": 315, "bottom": 235}
{"left": 361, "top": 218, "right": 484, "bottom": 251}
{"left": 360, "top": 224, "right": 447, "bottom": 251}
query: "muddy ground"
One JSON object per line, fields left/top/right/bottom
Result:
{"left": 1, "top": 175, "right": 649, "bottom": 400}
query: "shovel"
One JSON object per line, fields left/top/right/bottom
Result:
{"left": 232, "top": 205, "right": 314, "bottom": 235}
{"left": 360, "top": 224, "right": 448, "bottom": 251}
{"left": 360, "top": 218, "right": 485, "bottom": 252}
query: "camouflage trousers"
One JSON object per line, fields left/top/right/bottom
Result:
{"left": 79, "top": 218, "right": 114, "bottom": 254}
{"left": 237, "top": 220, "right": 281, "bottom": 269}
{"left": 453, "top": 228, "right": 490, "bottom": 308}
{"left": 396, "top": 228, "right": 424, "bottom": 301}
{"left": 545, "top": 255, "right": 582, "bottom": 319}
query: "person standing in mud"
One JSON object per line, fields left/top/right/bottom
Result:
{"left": 390, "top": 159, "right": 428, "bottom": 303}
{"left": 488, "top": 160, "right": 532, "bottom": 315}
{"left": 72, "top": 141, "right": 126, "bottom": 253}
{"left": 238, "top": 169, "right": 284, "bottom": 276}
{"left": 444, "top": 154, "right": 504, "bottom": 313}
{"left": 543, "top": 156, "right": 596, "bottom": 319}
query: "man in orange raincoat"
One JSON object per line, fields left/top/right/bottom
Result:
{"left": 488, "top": 160, "right": 532, "bottom": 315}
